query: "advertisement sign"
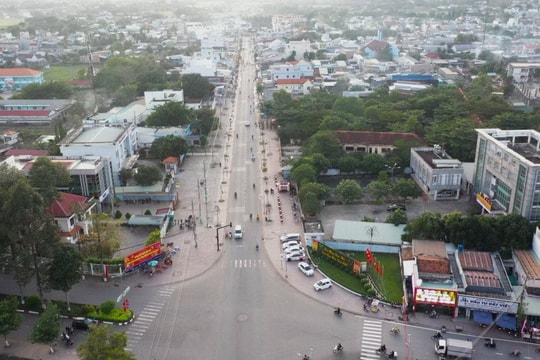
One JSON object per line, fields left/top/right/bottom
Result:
{"left": 353, "top": 260, "right": 361, "bottom": 274}
{"left": 476, "top": 193, "right": 492, "bottom": 211}
{"left": 457, "top": 294, "right": 519, "bottom": 313}
{"left": 414, "top": 288, "right": 457, "bottom": 306}
{"left": 124, "top": 242, "right": 161, "bottom": 271}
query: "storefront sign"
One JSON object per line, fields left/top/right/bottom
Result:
{"left": 415, "top": 288, "right": 457, "bottom": 305}
{"left": 457, "top": 294, "right": 518, "bottom": 313}
{"left": 124, "top": 242, "right": 161, "bottom": 271}
{"left": 476, "top": 193, "right": 492, "bottom": 211}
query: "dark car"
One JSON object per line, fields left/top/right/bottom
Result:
{"left": 71, "top": 317, "right": 97, "bottom": 330}
{"left": 387, "top": 204, "right": 406, "bottom": 212}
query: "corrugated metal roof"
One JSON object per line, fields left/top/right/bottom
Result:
{"left": 332, "top": 220, "right": 404, "bottom": 245}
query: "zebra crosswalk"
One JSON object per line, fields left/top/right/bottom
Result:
{"left": 124, "top": 286, "right": 176, "bottom": 351}
{"left": 360, "top": 319, "right": 383, "bottom": 360}
{"left": 221, "top": 258, "right": 266, "bottom": 269}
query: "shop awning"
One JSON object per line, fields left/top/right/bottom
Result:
{"left": 473, "top": 310, "right": 493, "bottom": 325}
{"left": 496, "top": 313, "right": 517, "bottom": 330}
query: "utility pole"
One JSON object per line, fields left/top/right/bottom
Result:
{"left": 203, "top": 159, "right": 209, "bottom": 228}
{"left": 191, "top": 200, "right": 197, "bottom": 248}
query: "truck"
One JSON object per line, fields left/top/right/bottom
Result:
{"left": 435, "top": 338, "right": 473, "bottom": 359}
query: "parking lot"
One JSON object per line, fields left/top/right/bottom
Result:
{"left": 319, "top": 196, "right": 475, "bottom": 240}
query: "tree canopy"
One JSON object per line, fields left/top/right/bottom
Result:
{"left": 77, "top": 325, "right": 135, "bottom": 360}
{"left": 145, "top": 102, "right": 195, "bottom": 127}
{"left": 149, "top": 135, "right": 189, "bottom": 160}
{"left": 11, "top": 82, "right": 73, "bottom": 99}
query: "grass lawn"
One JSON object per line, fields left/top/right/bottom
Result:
{"left": 311, "top": 249, "right": 404, "bottom": 304}
{"left": 43, "top": 65, "right": 87, "bottom": 82}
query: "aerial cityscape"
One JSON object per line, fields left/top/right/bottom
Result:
{"left": 1, "top": 0, "right": 540, "bottom": 359}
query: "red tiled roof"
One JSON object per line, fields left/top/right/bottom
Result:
{"left": 459, "top": 251, "right": 494, "bottom": 271}
{"left": 0, "top": 110, "right": 52, "bottom": 117}
{"left": 464, "top": 270, "right": 501, "bottom": 288}
{"left": 335, "top": 131, "right": 426, "bottom": 146}
{"left": 275, "top": 78, "right": 309, "bottom": 85}
{"left": 514, "top": 250, "right": 540, "bottom": 280}
{"left": 162, "top": 156, "right": 178, "bottom": 164}
{"left": 364, "top": 39, "right": 388, "bottom": 51}
{"left": 49, "top": 192, "right": 92, "bottom": 218}
{"left": 5, "top": 149, "right": 48, "bottom": 156}
{"left": 59, "top": 225, "right": 83, "bottom": 237}
{"left": 0, "top": 68, "right": 42, "bottom": 77}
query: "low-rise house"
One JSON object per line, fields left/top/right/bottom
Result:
{"left": 0, "top": 68, "right": 44, "bottom": 90}
{"left": 49, "top": 192, "right": 97, "bottom": 244}
{"left": 274, "top": 78, "right": 312, "bottom": 95}
{"left": 335, "top": 130, "right": 425, "bottom": 155}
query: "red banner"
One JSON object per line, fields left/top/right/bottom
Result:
{"left": 124, "top": 242, "right": 161, "bottom": 270}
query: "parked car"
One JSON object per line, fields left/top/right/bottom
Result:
{"left": 314, "top": 278, "right": 332, "bottom": 291}
{"left": 280, "top": 233, "right": 301, "bottom": 243}
{"left": 387, "top": 204, "right": 406, "bottom": 212}
{"left": 286, "top": 251, "right": 305, "bottom": 261}
{"left": 282, "top": 240, "right": 300, "bottom": 249}
{"left": 298, "top": 261, "right": 314, "bottom": 277}
{"left": 284, "top": 245, "right": 304, "bottom": 254}
{"left": 71, "top": 317, "right": 97, "bottom": 330}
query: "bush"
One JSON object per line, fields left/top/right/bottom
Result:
{"left": 81, "top": 304, "right": 96, "bottom": 316}
{"left": 114, "top": 210, "right": 122, "bottom": 219}
{"left": 367, "top": 288, "right": 377, "bottom": 297}
{"left": 99, "top": 300, "right": 116, "bottom": 315}
{"left": 144, "top": 209, "right": 152, "bottom": 215}
{"left": 125, "top": 212, "right": 132, "bottom": 220}
{"left": 25, "top": 295, "right": 41, "bottom": 312}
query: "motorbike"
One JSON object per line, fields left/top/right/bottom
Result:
{"left": 334, "top": 308, "right": 342, "bottom": 317}
{"left": 484, "top": 338, "right": 496, "bottom": 348}
{"left": 256, "top": 244, "right": 259, "bottom": 251}
{"left": 333, "top": 344, "right": 343, "bottom": 353}
{"left": 430, "top": 310, "right": 439, "bottom": 318}
{"left": 510, "top": 350, "right": 521, "bottom": 357}
{"left": 376, "top": 345, "right": 387, "bottom": 354}
{"left": 234, "top": 192, "right": 237, "bottom": 199}
{"left": 256, "top": 214, "right": 260, "bottom": 221}
{"left": 387, "top": 351, "right": 398, "bottom": 359}
{"left": 431, "top": 332, "right": 443, "bottom": 340}
{"left": 389, "top": 326, "right": 400, "bottom": 335}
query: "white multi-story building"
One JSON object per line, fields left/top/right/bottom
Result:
{"left": 60, "top": 125, "right": 138, "bottom": 186}
{"left": 473, "top": 128, "right": 540, "bottom": 221}
{"left": 285, "top": 40, "right": 312, "bottom": 59}
{"left": 270, "top": 60, "right": 314, "bottom": 80}
{"left": 271, "top": 15, "right": 306, "bottom": 33}
{"left": 144, "top": 90, "right": 184, "bottom": 110}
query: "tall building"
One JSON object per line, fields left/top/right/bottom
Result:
{"left": 474, "top": 128, "right": 540, "bottom": 221}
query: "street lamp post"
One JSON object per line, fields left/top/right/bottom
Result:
{"left": 385, "top": 163, "right": 400, "bottom": 183}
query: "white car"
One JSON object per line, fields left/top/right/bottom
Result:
{"left": 286, "top": 252, "right": 305, "bottom": 261}
{"left": 284, "top": 245, "right": 304, "bottom": 255}
{"left": 314, "top": 278, "right": 332, "bottom": 291}
{"left": 282, "top": 240, "right": 300, "bottom": 249}
{"left": 298, "top": 262, "right": 314, "bottom": 277}
{"left": 245, "top": 121, "right": 251, "bottom": 126}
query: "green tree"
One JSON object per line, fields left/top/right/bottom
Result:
{"left": 391, "top": 179, "right": 422, "bottom": 200}
{"left": 113, "top": 84, "right": 138, "bottom": 106}
{"left": 134, "top": 164, "right": 163, "bottom": 186}
{"left": 367, "top": 179, "right": 392, "bottom": 202}
{"left": 181, "top": 73, "right": 214, "bottom": 99}
{"left": 336, "top": 179, "right": 362, "bottom": 204}
{"left": 0, "top": 297, "right": 23, "bottom": 347}
{"left": 298, "top": 182, "right": 330, "bottom": 203}
{"left": 118, "top": 168, "right": 133, "bottom": 186}
{"left": 305, "top": 153, "right": 331, "bottom": 175}
{"left": 193, "top": 108, "right": 217, "bottom": 135}
{"left": 28, "top": 156, "right": 72, "bottom": 206}
{"left": 301, "top": 191, "right": 322, "bottom": 216}
{"left": 425, "top": 117, "right": 477, "bottom": 162}
{"left": 145, "top": 101, "right": 195, "bottom": 127}
{"left": 80, "top": 213, "right": 121, "bottom": 265}
{"left": 48, "top": 246, "right": 83, "bottom": 311}
{"left": 145, "top": 229, "right": 161, "bottom": 246}
{"left": 386, "top": 209, "right": 408, "bottom": 225}
{"left": 149, "top": 135, "right": 189, "bottom": 160}
{"left": 338, "top": 155, "right": 359, "bottom": 174}
{"left": 361, "top": 153, "right": 387, "bottom": 174}
{"left": 77, "top": 324, "right": 135, "bottom": 360}
{"left": 30, "top": 302, "right": 61, "bottom": 354}
{"left": 304, "top": 131, "right": 343, "bottom": 164}
{"left": 290, "top": 163, "right": 317, "bottom": 187}
{"left": 12, "top": 82, "right": 73, "bottom": 99}
{"left": 403, "top": 212, "right": 444, "bottom": 241}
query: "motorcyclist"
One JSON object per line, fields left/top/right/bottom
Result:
{"left": 256, "top": 244, "right": 259, "bottom": 251}
{"left": 250, "top": 213, "right": 253, "bottom": 220}
{"left": 234, "top": 192, "right": 237, "bottom": 199}
{"left": 388, "top": 351, "right": 396, "bottom": 359}
{"left": 337, "top": 343, "right": 343, "bottom": 351}
{"left": 511, "top": 349, "right": 520, "bottom": 356}
{"left": 335, "top": 307, "right": 341, "bottom": 315}
{"left": 377, "top": 344, "right": 387, "bottom": 353}
{"left": 434, "top": 331, "right": 442, "bottom": 339}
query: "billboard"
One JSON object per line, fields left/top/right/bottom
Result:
{"left": 414, "top": 288, "right": 457, "bottom": 306}
{"left": 124, "top": 242, "right": 161, "bottom": 271}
